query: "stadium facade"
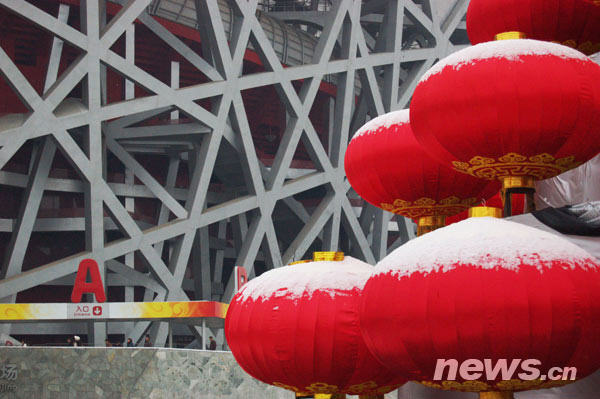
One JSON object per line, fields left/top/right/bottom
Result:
{"left": 0, "top": 0, "right": 470, "bottom": 346}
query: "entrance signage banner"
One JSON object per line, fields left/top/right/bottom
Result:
{"left": 0, "top": 301, "right": 228, "bottom": 322}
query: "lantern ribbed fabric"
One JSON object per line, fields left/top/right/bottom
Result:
{"left": 467, "top": 0, "right": 600, "bottom": 54}
{"left": 225, "top": 257, "right": 405, "bottom": 396}
{"left": 344, "top": 109, "right": 499, "bottom": 219}
{"left": 360, "top": 217, "right": 600, "bottom": 392}
{"left": 410, "top": 39, "right": 600, "bottom": 183}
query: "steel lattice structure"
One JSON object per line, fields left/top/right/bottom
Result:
{"left": 0, "top": 0, "right": 470, "bottom": 346}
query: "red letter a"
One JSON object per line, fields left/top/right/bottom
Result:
{"left": 71, "top": 259, "right": 106, "bottom": 303}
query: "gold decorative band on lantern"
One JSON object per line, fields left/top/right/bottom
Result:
{"left": 312, "top": 251, "right": 344, "bottom": 262}
{"left": 381, "top": 196, "right": 478, "bottom": 219}
{"left": 347, "top": 381, "right": 403, "bottom": 396}
{"left": 419, "top": 380, "right": 491, "bottom": 392}
{"left": 417, "top": 216, "right": 446, "bottom": 236}
{"left": 494, "top": 378, "right": 571, "bottom": 391}
{"left": 419, "top": 378, "right": 571, "bottom": 393}
{"left": 501, "top": 176, "right": 535, "bottom": 190}
{"left": 452, "top": 152, "right": 580, "bottom": 181}
{"left": 494, "top": 31, "right": 526, "bottom": 40}
{"left": 558, "top": 39, "right": 600, "bottom": 55}
{"left": 468, "top": 206, "right": 503, "bottom": 218}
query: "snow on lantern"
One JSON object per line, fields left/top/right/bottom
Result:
{"left": 344, "top": 109, "right": 500, "bottom": 235}
{"left": 225, "top": 255, "right": 405, "bottom": 399}
{"left": 360, "top": 217, "right": 600, "bottom": 399}
{"left": 467, "top": 0, "right": 600, "bottom": 54}
{"left": 410, "top": 39, "right": 600, "bottom": 215}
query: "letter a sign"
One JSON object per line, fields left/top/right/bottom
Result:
{"left": 71, "top": 259, "right": 106, "bottom": 303}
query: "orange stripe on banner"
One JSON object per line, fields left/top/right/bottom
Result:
{"left": 0, "top": 301, "right": 228, "bottom": 321}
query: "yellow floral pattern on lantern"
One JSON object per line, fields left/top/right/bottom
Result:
{"left": 495, "top": 379, "right": 542, "bottom": 391}
{"left": 452, "top": 152, "right": 580, "bottom": 181}
{"left": 441, "top": 380, "right": 491, "bottom": 392}
{"left": 558, "top": 39, "right": 600, "bottom": 55}
{"left": 346, "top": 381, "right": 403, "bottom": 396}
{"left": 306, "top": 382, "right": 340, "bottom": 393}
{"left": 273, "top": 382, "right": 307, "bottom": 394}
{"left": 380, "top": 196, "right": 477, "bottom": 218}
{"left": 419, "top": 378, "right": 574, "bottom": 393}
{"left": 420, "top": 380, "right": 491, "bottom": 392}
{"left": 347, "top": 381, "right": 378, "bottom": 394}
{"left": 419, "top": 381, "right": 443, "bottom": 389}
{"left": 496, "top": 377, "right": 572, "bottom": 391}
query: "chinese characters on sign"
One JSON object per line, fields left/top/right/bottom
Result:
{"left": 0, "top": 363, "right": 17, "bottom": 393}
{"left": 67, "top": 303, "right": 109, "bottom": 319}
{"left": 0, "top": 364, "right": 17, "bottom": 380}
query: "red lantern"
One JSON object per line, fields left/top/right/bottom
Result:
{"left": 467, "top": 0, "right": 600, "bottom": 54}
{"left": 360, "top": 217, "right": 600, "bottom": 398}
{"left": 410, "top": 40, "right": 600, "bottom": 199}
{"left": 344, "top": 110, "right": 500, "bottom": 234}
{"left": 225, "top": 256, "right": 405, "bottom": 398}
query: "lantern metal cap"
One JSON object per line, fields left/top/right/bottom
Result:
{"left": 501, "top": 176, "right": 535, "bottom": 190}
{"left": 312, "top": 251, "right": 345, "bottom": 261}
{"left": 416, "top": 216, "right": 446, "bottom": 236}
{"left": 468, "top": 206, "right": 503, "bottom": 218}
{"left": 315, "top": 394, "right": 346, "bottom": 399}
{"left": 289, "top": 260, "right": 312, "bottom": 265}
{"left": 495, "top": 31, "right": 526, "bottom": 40}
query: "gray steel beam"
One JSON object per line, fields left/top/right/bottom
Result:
{"left": 0, "top": 0, "right": 471, "bottom": 341}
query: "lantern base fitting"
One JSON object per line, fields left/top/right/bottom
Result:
{"left": 289, "top": 259, "right": 311, "bottom": 265}
{"left": 417, "top": 216, "right": 446, "bottom": 236}
{"left": 295, "top": 394, "right": 346, "bottom": 399}
{"left": 501, "top": 176, "right": 536, "bottom": 216}
{"left": 312, "top": 251, "right": 345, "bottom": 262}
{"left": 495, "top": 31, "right": 526, "bottom": 40}
{"left": 479, "top": 392, "right": 514, "bottom": 399}
{"left": 468, "top": 206, "right": 502, "bottom": 218}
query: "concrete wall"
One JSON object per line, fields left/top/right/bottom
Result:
{"left": 0, "top": 347, "right": 402, "bottom": 398}
{"left": 0, "top": 347, "right": 292, "bottom": 399}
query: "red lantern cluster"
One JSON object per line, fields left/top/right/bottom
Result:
{"left": 225, "top": 257, "right": 405, "bottom": 397}
{"left": 467, "top": 0, "right": 600, "bottom": 54}
{"left": 360, "top": 217, "right": 600, "bottom": 393}
{"left": 228, "top": 4, "right": 600, "bottom": 399}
